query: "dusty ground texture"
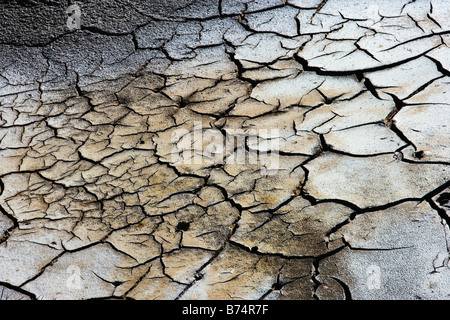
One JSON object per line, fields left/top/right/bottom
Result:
{"left": 0, "top": 0, "right": 449, "bottom": 300}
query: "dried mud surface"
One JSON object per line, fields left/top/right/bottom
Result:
{"left": 0, "top": 0, "right": 449, "bottom": 300}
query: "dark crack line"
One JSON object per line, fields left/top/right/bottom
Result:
{"left": 379, "top": 30, "right": 450, "bottom": 53}
{"left": 0, "top": 281, "right": 36, "bottom": 300}
{"left": 0, "top": 178, "right": 19, "bottom": 246}
{"left": 330, "top": 277, "right": 352, "bottom": 300}
{"left": 19, "top": 251, "right": 67, "bottom": 288}
{"left": 324, "top": 181, "right": 450, "bottom": 240}
{"left": 403, "top": 74, "right": 445, "bottom": 101}
{"left": 425, "top": 55, "right": 450, "bottom": 77}
{"left": 311, "top": 244, "right": 347, "bottom": 300}
{"left": 295, "top": 45, "right": 441, "bottom": 76}
{"left": 341, "top": 237, "right": 414, "bottom": 251}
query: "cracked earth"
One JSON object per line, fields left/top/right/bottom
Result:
{"left": 0, "top": 0, "right": 449, "bottom": 300}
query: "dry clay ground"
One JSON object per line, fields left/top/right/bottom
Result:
{"left": 0, "top": 0, "right": 449, "bottom": 300}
